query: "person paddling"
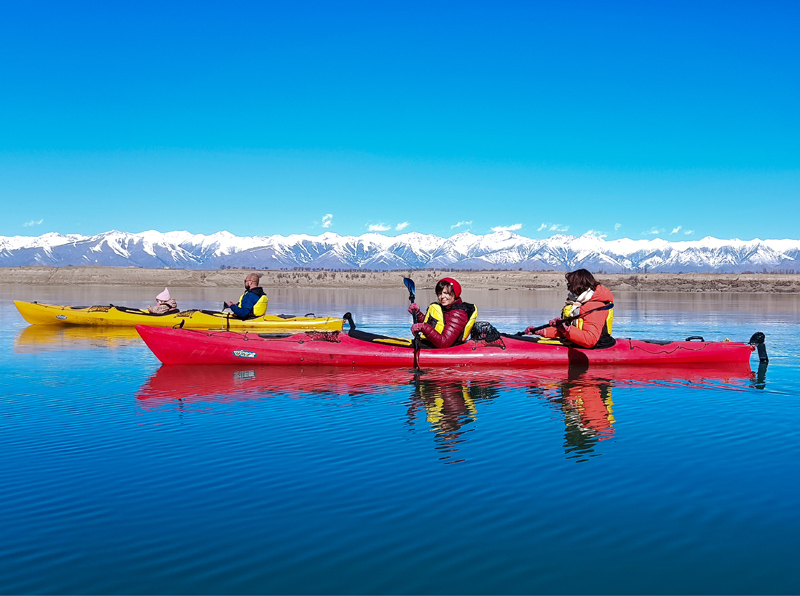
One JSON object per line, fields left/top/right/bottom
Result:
{"left": 526, "top": 269, "right": 615, "bottom": 348}
{"left": 409, "top": 278, "right": 478, "bottom": 348}
{"left": 224, "top": 273, "right": 268, "bottom": 320}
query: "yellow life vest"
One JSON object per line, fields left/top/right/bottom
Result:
{"left": 561, "top": 302, "right": 613, "bottom": 335}
{"left": 423, "top": 383, "right": 477, "bottom": 425}
{"left": 237, "top": 292, "right": 268, "bottom": 317}
{"left": 421, "top": 302, "right": 478, "bottom": 344}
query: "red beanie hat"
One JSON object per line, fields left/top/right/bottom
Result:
{"left": 439, "top": 277, "right": 461, "bottom": 298}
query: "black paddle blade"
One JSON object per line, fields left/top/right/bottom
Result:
{"left": 403, "top": 277, "right": 416, "bottom": 302}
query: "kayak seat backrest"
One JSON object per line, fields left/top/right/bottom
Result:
{"left": 503, "top": 333, "right": 617, "bottom": 350}
{"left": 276, "top": 314, "right": 296, "bottom": 319}
{"left": 113, "top": 305, "right": 146, "bottom": 314}
{"left": 348, "top": 328, "right": 414, "bottom": 348}
{"left": 503, "top": 333, "right": 557, "bottom": 344}
{"left": 112, "top": 304, "right": 180, "bottom": 316}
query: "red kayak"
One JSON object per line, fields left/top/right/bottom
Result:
{"left": 135, "top": 324, "right": 763, "bottom": 367}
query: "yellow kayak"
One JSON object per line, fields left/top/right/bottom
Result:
{"left": 14, "top": 300, "right": 344, "bottom": 332}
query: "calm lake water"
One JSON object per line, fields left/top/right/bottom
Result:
{"left": 1, "top": 285, "right": 799, "bottom": 594}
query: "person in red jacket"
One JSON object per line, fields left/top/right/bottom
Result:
{"left": 527, "top": 269, "right": 615, "bottom": 348}
{"left": 409, "top": 278, "right": 477, "bottom": 348}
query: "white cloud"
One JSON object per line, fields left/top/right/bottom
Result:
{"left": 368, "top": 223, "right": 391, "bottom": 232}
{"left": 395, "top": 222, "right": 409, "bottom": 231}
{"left": 451, "top": 220, "right": 472, "bottom": 229}
{"left": 492, "top": 223, "right": 523, "bottom": 232}
{"left": 670, "top": 226, "right": 682, "bottom": 235}
{"left": 644, "top": 227, "right": 665, "bottom": 236}
{"left": 684, "top": 229, "right": 694, "bottom": 235}
{"left": 537, "top": 223, "right": 569, "bottom": 232}
{"left": 614, "top": 223, "right": 622, "bottom": 231}
{"left": 321, "top": 214, "right": 333, "bottom": 229}
{"left": 24, "top": 219, "right": 44, "bottom": 227}
{"left": 585, "top": 229, "right": 607, "bottom": 239}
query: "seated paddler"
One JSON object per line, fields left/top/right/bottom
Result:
{"left": 409, "top": 277, "right": 478, "bottom": 349}
{"left": 147, "top": 287, "right": 179, "bottom": 315}
{"left": 224, "top": 272, "right": 268, "bottom": 319}
{"left": 525, "top": 268, "right": 614, "bottom": 348}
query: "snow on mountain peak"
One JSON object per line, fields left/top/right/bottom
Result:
{"left": 1, "top": 230, "right": 799, "bottom": 272}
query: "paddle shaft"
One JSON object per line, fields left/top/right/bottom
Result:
{"left": 524, "top": 302, "right": 614, "bottom": 334}
{"left": 404, "top": 277, "right": 421, "bottom": 370}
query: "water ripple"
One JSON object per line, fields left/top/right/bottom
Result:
{"left": 3, "top": 303, "right": 800, "bottom": 594}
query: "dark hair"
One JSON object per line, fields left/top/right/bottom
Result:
{"left": 565, "top": 269, "right": 598, "bottom": 295}
{"left": 435, "top": 279, "right": 455, "bottom": 296}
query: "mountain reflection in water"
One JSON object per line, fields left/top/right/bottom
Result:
{"left": 137, "top": 362, "right": 758, "bottom": 463}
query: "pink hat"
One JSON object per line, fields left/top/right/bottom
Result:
{"left": 156, "top": 288, "right": 171, "bottom": 301}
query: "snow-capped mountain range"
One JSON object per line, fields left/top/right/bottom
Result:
{"left": 2, "top": 230, "right": 799, "bottom": 273}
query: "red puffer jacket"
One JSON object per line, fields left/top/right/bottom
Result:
{"left": 413, "top": 299, "right": 472, "bottom": 348}
{"left": 540, "top": 284, "right": 614, "bottom": 348}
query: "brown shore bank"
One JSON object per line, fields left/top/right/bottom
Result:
{"left": 1, "top": 266, "right": 799, "bottom": 294}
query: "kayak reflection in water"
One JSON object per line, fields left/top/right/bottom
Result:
{"left": 407, "top": 376, "right": 500, "bottom": 463}
{"left": 530, "top": 366, "right": 616, "bottom": 462}
{"left": 409, "top": 278, "right": 478, "bottom": 348}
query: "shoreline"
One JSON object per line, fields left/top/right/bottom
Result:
{"left": 1, "top": 266, "right": 799, "bottom": 293}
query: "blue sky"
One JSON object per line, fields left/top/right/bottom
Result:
{"left": 2, "top": 0, "right": 798, "bottom": 240}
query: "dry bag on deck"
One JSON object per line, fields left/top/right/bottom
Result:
{"left": 470, "top": 321, "right": 501, "bottom": 343}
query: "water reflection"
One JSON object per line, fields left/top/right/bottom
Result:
{"left": 528, "top": 366, "right": 616, "bottom": 462}
{"left": 137, "top": 363, "right": 758, "bottom": 463}
{"left": 407, "top": 375, "right": 501, "bottom": 464}
{"left": 522, "top": 363, "right": 767, "bottom": 461}
{"left": 14, "top": 325, "right": 143, "bottom": 353}
{"left": 754, "top": 361, "right": 769, "bottom": 390}
{"left": 136, "top": 365, "right": 411, "bottom": 405}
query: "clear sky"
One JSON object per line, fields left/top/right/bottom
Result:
{"left": 2, "top": 0, "right": 798, "bottom": 240}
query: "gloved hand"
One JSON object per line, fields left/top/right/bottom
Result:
{"left": 408, "top": 303, "right": 420, "bottom": 315}
{"left": 525, "top": 326, "right": 546, "bottom": 336}
{"left": 551, "top": 318, "right": 567, "bottom": 332}
{"left": 411, "top": 323, "right": 425, "bottom": 335}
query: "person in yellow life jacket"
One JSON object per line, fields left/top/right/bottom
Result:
{"left": 224, "top": 272, "right": 268, "bottom": 319}
{"left": 408, "top": 277, "right": 477, "bottom": 348}
{"left": 526, "top": 269, "right": 614, "bottom": 348}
